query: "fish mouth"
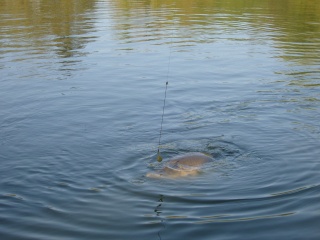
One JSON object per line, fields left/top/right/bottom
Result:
{"left": 146, "top": 171, "right": 163, "bottom": 179}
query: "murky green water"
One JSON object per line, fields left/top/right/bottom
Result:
{"left": 1, "top": 0, "right": 320, "bottom": 239}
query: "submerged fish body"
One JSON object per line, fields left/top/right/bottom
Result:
{"left": 146, "top": 152, "right": 213, "bottom": 179}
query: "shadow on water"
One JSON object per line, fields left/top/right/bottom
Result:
{"left": 154, "top": 194, "right": 166, "bottom": 240}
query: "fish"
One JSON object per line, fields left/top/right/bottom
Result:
{"left": 146, "top": 152, "right": 213, "bottom": 179}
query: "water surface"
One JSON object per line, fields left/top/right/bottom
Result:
{"left": 1, "top": 0, "right": 320, "bottom": 239}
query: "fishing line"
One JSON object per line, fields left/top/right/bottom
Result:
{"left": 157, "top": 81, "right": 168, "bottom": 162}
{"left": 157, "top": 24, "right": 174, "bottom": 162}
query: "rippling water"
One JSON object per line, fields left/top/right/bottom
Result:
{"left": 1, "top": 0, "right": 320, "bottom": 239}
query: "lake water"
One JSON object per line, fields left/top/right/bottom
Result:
{"left": 1, "top": 0, "right": 320, "bottom": 239}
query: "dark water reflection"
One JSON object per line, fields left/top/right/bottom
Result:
{"left": 1, "top": 0, "right": 320, "bottom": 239}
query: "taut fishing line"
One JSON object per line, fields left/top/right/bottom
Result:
{"left": 157, "top": 81, "right": 168, "bottom": 162}
{"left": 157, "top": 24, "right": 173, "bottom": 162}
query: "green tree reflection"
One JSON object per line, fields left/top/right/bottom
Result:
{"left": 110, "top": 0, "right": 320, "bottom": 65}
{"left": 0, "top": 0, "right": 97, "bottom": 59}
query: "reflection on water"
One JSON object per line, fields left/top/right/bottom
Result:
{"left": 1, "top": 0, "right": 320, "bottom": 239}
{"left": 0, "top": 0, "right": 97, "bottom": 76}
{"left": 110, "top": 0, "right": 320, "bottom": 59}
{"left": 2, "top": 0, "right": 320, "bottom": 73}
{"left": 108, "top": 0, "right": 320, "bottom": 91}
